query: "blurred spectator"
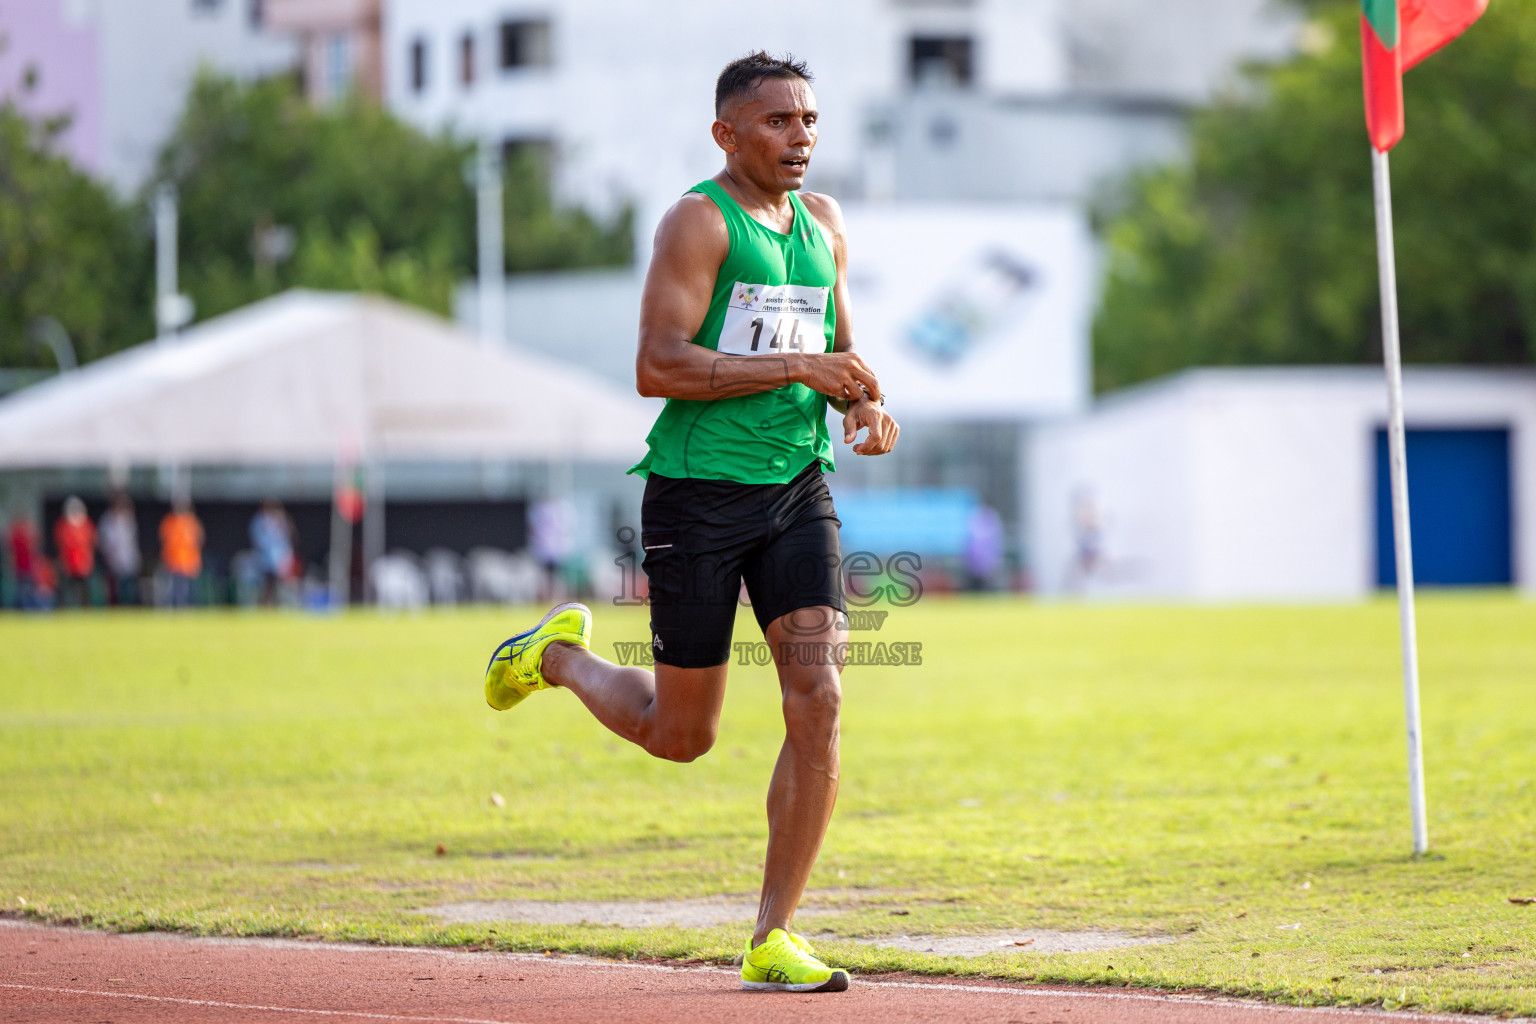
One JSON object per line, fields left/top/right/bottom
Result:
{"left": 54, "top": 496, "right": 97, "bottom": 608}
{"left": 1071, "top": 488, "right": 1103, "bottom": 591}
{"left": 423, "top": 548, "right": 465, "bottom": 605}
{"left": 373, "top": 552, "right": 429, "bottom": 610}
{"left": 529, "top": 497, "right": 574, "bottom": 601}
{"left": 230, "top": 550, "right": 263, "bottom": 607}
{"left": 249, "top": 498, "right": 297, "bottom": 606}
{"left": 964, "top": 504, "right": 1005, "bottom": 591}
{"left": 7, "top": 515, "right": 54, "bottom": 610}
{"left": 98, "top": 492, "right": 142, "bottom": 606}
{"left": 466, "top": 548, "right": 542, "bottom": 604}
{"left": 159, "top": 498, "right": 204, "bottom": 608}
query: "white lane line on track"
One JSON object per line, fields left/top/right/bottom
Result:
{"left": 854, "top": 979, "right": 1529, "bottom": 1023}
{"left": 299, "top": 948, "right": 1517, "bottom": 1023}
{"left": 6, "top": 924, "right": 1526, "bottom": 1023}
{"left": 0, "top": 983, "right": 525, "bottom": 1024}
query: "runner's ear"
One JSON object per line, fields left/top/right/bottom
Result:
{"left": 712, "top": 119, "right": 737, "bottom": 154}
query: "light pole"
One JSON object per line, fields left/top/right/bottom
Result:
{"left": 153, "top": 184, "right": 193, "bottom": 342}
{"left": 475, "top": 139, "right": 506, "bottom": 346}
{"left": 152, "top": 183, "right": 194, "bottom": 505}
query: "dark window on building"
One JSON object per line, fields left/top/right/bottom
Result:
{"left": 191, "top": 0, "right": 225, "bottom": 14}
{"left": 909, "top": 36, "right": 973, "bottom": 87}
{"left": 248, "top": 0, "right": 264, "bottom": 28}
{"left": 460, "top": 32, "right": 475, "bottom": 87}
{"left": 499, "top": 19, "right": 552, "bottom": 70}
{"left": 410, "top": 37, "right": 428, "bottom": 93}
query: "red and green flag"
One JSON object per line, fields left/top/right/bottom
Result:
{"left": 1360, "top": 0, "right": 1490, "bottom": 151}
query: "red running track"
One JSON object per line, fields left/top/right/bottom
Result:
{"left": 0, "top": 921, "right": 1503, "bottom": 1024}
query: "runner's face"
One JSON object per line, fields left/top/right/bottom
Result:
{"left": 717, "top": 78, "right": 818, "bottom": 192}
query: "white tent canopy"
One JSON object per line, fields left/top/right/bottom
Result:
{"left": 0, "top": 290, "right": 656, "bottom": 468}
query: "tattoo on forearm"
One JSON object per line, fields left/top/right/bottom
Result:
{"left": 709, "top": 356, "right": 791, "bottom": 397}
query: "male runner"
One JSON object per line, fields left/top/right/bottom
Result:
{"left": 483, "top": 51, "right": 899, "bottom": 993}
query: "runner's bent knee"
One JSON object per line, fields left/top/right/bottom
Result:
{"left": 642, "top": 663, "right": 728, "bottom": 762}
{"left": 646, "top": 720, "right": 719, "bottom": 763}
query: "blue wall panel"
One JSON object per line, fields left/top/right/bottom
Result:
{"left": 1375, "top": 428, "right": 1512, "bottom": 587}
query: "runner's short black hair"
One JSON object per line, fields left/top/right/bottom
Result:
{"left": 715, "top": 51, "right": 814, "bottom": 117}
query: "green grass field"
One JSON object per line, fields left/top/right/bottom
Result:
{"left": 2, "top": 596, "right": 1533, "bottom": 1015}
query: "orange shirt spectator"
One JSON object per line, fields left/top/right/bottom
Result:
{"left": 160, "top": 509, "right": 204, "bottom": 577}
{"left": 54, "top": 498, "right": 97, "bottom": 579}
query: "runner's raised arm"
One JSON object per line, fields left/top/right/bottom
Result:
{"left": 635, "top": 194, "right": 882, "bottom": 404}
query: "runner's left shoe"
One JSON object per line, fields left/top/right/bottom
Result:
{"left": 741, "top": 928, "right": 850, "bottom": 992}
{"left": 484, "top": 602, "right": 592, "bottom": 711}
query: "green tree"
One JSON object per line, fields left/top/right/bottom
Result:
{"left": 1093, "top": 0, "right": 1536, "bottom": 393}
{"left": 155, "top": 74, "right": 632, "bottom": 324}
{"left": 501, "top": 146, "right": 635, "bottom": 273}
{"left": 0, "top": 101, "right": 150, "bottom": 368}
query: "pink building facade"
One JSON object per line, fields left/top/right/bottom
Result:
{"left": 0, "top": 0, "right": 295, "bottom": 193}
{"left": 0, "top": 0, "right": 104, "bottom": 174}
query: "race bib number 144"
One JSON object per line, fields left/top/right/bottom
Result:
{"left": 717, "top": 282, "right": 830, "bottom": 356}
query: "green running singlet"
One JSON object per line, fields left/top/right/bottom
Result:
{"left": 628, "top": 180, "right": 837, "bottom": 484}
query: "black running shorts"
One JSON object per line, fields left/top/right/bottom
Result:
{"left": 641, "top": 462, "right": 847, "bottom": 668}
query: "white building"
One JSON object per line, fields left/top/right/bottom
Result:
{"left": 382, "top": 0, "right": 1028, "bottom": 230}
{"left": 384, "top": 0, "right": 1296, "bottom": 229}
{"left": 1029, "top": 368, "right": 1536, "bottom": 600}
{"left": 0, "top": 0, "right": 297, "bottom": 194}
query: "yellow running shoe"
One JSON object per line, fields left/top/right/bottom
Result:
{"left": 484, "top": 602, "right": 592, "bottom": 711}
{"left": 788, "top": 932, "right": 819, "bottom": 956}
{"left": 741, "top": 928, "right": 850, "bottom": 992}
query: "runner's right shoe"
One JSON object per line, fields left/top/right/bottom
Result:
{"left": 484, "top": 602, "right": 592, "bottom": 711}
{"left": 741, "top": 928, "right": 850, "bottom": 992}
{"left": 788, "top": 932, "right": 821, "bottom": 956}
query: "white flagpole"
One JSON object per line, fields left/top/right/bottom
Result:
{"left": 1371, "top": 146, "right": 1429, "bottom": 855}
